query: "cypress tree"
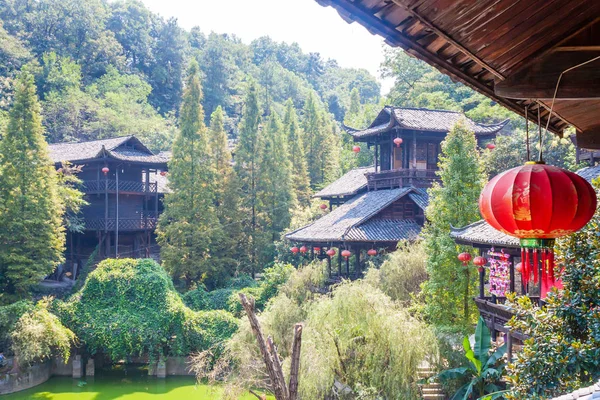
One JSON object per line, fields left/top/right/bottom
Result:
{"left": 235, "top": 81, "right": 261, "bottom": 276}
{"left": 303, "top": 92, "right": 325, "bottom": 186}
{"left": 421, "top": 120, "right": 485, "bottom": 328}
{"left": 283, "top": 99, "right": 311, "bottom": 206}
{"left": 208, "top": 105, "right": 229, "bottom": 175}
{"left": 0, "top": 72, "right": 65, "bottom": 303}
{"left": 157, "top": 60, "right": 221, "bottom": 288}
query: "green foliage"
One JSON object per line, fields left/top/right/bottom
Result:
{"left": 0, "top": 300, "right": 34, "bottom": 354}
{"left": 157, "top": 61, "right": 223, "bottom": 288}
{"left": 422, "top": 121, "right": 485, "bottom": 328}
{"left": 56, "top": 258, "right": 238, "bottom": 361}
{"left": 364, "top": 240, "right": 427, "bottom": 306}
{"left": 505, "top": 191, "right": 600, "bottom": 399}
{"left": 11, "top": 297, "right": 76, "bottom": 366}
{"left": 432, "top": 317, "right": 507, "bottom": 400}
{"left": 56, "top": 162, "right": 87, "bottom": 233}
{"left": 283, "top": 99, "right": 311, "bottom": 206}
{"left": 0, "top": 72, "right": 65, "bottom": 303}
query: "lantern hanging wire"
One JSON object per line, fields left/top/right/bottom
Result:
{"left": 524, "top": 106, "right": 530, "bottom": 162}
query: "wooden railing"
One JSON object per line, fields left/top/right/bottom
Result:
{"left": 366, "top": 168, "right": 438, "bottom": 190}
{"left": 82, "top": 179, "right": 157, "bottom": 194}
{"left": 84, "top": 213, "right": 158, "bottom": 231}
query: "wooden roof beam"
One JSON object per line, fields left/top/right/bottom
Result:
{"left": 495, "top": 50, "right": 600, "bottom": 100}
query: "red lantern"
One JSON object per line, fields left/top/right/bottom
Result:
{"left": 473, "top": 256, "right": 487, "bottom": 267}
{"left": 341, "top": 250, "right": 351, "bottom": 259}
{"left": 458, "top": 252, "right": 472, "bottom": 265}
{"left": 313, "top": 247, "right": 321, "bottom": 253}
{"left": 486, "top": 143, "right": 496, "bottom": 150}
{"left": 320, "top": 204, "right": 328, "bottom": 210}
{"left": 160, "top": 170, "right": 167, "bottom": 176}
{"left": 352, "top": 145, "right": 361, "bottom": 153}
{"left": 515, "top": 263, "right": 522, "bottom": 273}
{"left": 326, "top": 249, "right": 336, "bottom": 257}
{"left": 291, "top": 247, "right": 299, "bottom": 254}
{"left": 393, "top": 137, "right": 403, "bottom": 147}
{"left": 480, "top": 162, "right": 597, "bottom": 296}
{"left": 299, "top": 246, "right": 308, "bottom": 254}
{"left": 102, "top": 166, "right": 109, "bottom": 175}
{"left": 367, "top": 249, "right": 377, "bottom": 256}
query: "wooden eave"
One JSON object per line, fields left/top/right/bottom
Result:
{"left": 316, "top": 0, "right": 600, "bottom": 145}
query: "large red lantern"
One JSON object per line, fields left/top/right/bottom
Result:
{"left": 458, "top": 252, "right": 472, "bottom": 265}
{"left": 473, "top": 256, "right": 487, "bottom": 267}
{"left": 341, "top": 250, "right": 351, "bottom": 259}
{"left": 480, "top": 162, "right": 597, "bottom": 296}
{"left": 367, "top": 249, "right": 377, "bottom": 256}
{"left": 291, "top": 247, "right": 299, "bottom": 254}
{"left": 393, "top": 137, "right": 403, "bottom": 147}
{"left": 326, "top": 249, "right": 336, "bottom": 257}
{"left": 299, "top": 246, "right": 308, "bottom": 254}
{"left": 486, "top": 143, "right": 496, "bottom": 150}
{"left": 352, "top": 146, "right": 361, "bottom": 153}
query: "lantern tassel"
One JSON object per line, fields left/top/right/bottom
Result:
{"left": 533, "top": 248, "right": 539, "bottom": 284}
{"left": 523, "top": 248, "right": 530, "bottom": 288}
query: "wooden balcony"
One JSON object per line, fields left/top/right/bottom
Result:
{"left": 84, "top": 213, "right": 158, "bottom": 231}
{"left": 366, "top": 168, "right": 438, "bottom": 190}
{"left": 83, "top": 179, "right": 157, "bottom": 195}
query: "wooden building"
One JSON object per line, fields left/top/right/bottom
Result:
{"left": 286, "top": 107, "right": 505, "bottom": 278}
{"left": 48, "top": 136, "right": 169, "bottom": 278}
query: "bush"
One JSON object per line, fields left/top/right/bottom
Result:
{"left": 0, "top": 300, "right": 34, "bottom": 355}
{"left": 56, "top": 258, "right": 238, "bottom": 361}
{"left": 11, "top": 297, "right": 76, "bottom": 366}
{"left": 224, "top": 275, "right": 257, "bottom": 290}
{"left": 365, "top": 240, "right": 427, "bottom": 305}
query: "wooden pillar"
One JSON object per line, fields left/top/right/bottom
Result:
{"left": 509, "top": 256, "right": 515, "bottom": 293}
{"left": 327, "top": 252, "right": 332, "bottom": 277}
{"left": 345, "top": 253, "right": 350, "bottom": 277}
{"left": 337, "top": 249, "right": 342, "bottom": 277}
{"left": 355, "top": 249, "right": 361, "bottom": 277}
{"left": 479, "top": 267, "right": 485, "bottom": 299}
{"left": 374, "top": 137, "right": 379, "bottom": 172}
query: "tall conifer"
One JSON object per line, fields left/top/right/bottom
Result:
{"left": 283, "top": 99, "right": 311, "bottom": 206}
{"left": 157, "top": 60, "right": 221, "bottom": 288}
{"left": 235, "top": 81, "right": 261, "bottom": 276}
{"left": 0, "top": 72, "right": 65, "bottom": 302}
{"left": 421, "top": 120, "right": 485, "bottom": 328}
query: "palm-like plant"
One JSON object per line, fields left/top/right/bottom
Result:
{"left": 433, "top": 317, "right": 507, "bottom": 400}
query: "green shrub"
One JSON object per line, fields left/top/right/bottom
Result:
{"left": 224, "top": 275, "right": 257, "bottom": 290}
{"left": 182, "top": 286, "right": 211, "bottom": 311}
{"left": 0, "top": 300, "right": 34, "bottom": 354}
{"left": 57, "top": 258, "right": 238, "bottom": 360}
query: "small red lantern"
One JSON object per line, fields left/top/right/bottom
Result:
{"left": 341, "top": 250, "right": 351, "bottom": 259}
{"left": 320, "top": 204, "right": 328, "bottom": 210}
{"left": 102, "top": 166, "right": 109, "bottom": 175}
{"left": 480, "top": 162, "right": 597, "bottom": 296}
{"left": 486, "top": 143, "right": 496, "bottom": 150}
{"left": 515, "top": 263, "right": 522, "bottom": 273}
{"left": 313, "top": 247, "right": 321, "bottom": 253}
{"left": 326, "top": 249, "right": 336, "bottom": 257}
{"left": 291, "top": 247, "right": 299, "bottom": 254}
{"left": 367, "top": 249, "right": 377, "bottom": 256}
{"left": 299, "top": 246, "right": 308, "bottom": 254}
{"left": 458, "top": 252, "right": 472, "bottom": 265}
{"left": 352, "top": 145, "right": 361, "bottom": 153}
{"left": 160, "top": 170, "right": 167, "bottom": 176}
{"left": 393, "top": 137, "right": 403, "bottom": 147}
{"left": 473, "top": 256, "right": 487, "bottom": 267}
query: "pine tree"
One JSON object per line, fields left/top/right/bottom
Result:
{"left": 235, "top": 81, "right": 261, "bottom": 276}
{"left": 208, "top": 106, "right": 230, "bottom": 183}
{"left": 0, "top": 72, "right": 65, "bottom": 303}
{"left": 283, "top": 99, "right": 311, "bottom": 206}
{"left": 303, "top": 92, "right": 327, "bottom": 187}
{"left": 157, "top": 60, "right": 222, "bottom": 288}
{"left": 421, "top": 120, "right": 485, "bottom": 328}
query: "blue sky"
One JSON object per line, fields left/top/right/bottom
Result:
{"left": 139, "top": 0, "right": 393, "bottom": 94}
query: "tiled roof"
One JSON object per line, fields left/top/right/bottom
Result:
{"left": 48, "top": 136, "right": 167, "bottom": 165}
{"left": 450, "top": 220, "right": 520, "bottom": 248}
{"left": 345, "top": 219, "right": 421, "bottom": 242}
{"left": 551, "top": 381, "right": 600, "bottom": 400}
{"left": 314, "top": 166, "right": 374, "bottom": 198}
{"left": 408, "top": 188, "right": 429, "bottom": 211}
{"left": 349, "top": 106, "right": 508, "bottom": 138}
{"left": 576, "top": 164, "right": 600, "bottom": 183}
{"left": 286, "top": 187, "right": 416, "bottom": 243}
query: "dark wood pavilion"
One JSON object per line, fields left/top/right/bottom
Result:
{"left": 49, "top": 136, "right": 169, "bottom": 279}
{"left": 287, "top": 106, "right": 505, "bottom": 278}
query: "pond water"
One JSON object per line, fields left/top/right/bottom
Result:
{"left": 1, "top": 365, "right": 264, "bottom": 400}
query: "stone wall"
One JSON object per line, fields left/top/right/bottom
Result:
{"left": 165, "top": 356, "right": 194, "bottom": 376}
{"left": 0, "top": 360, "right": 52, "bottom": 395}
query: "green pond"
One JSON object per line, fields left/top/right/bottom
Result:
{"left": 1, "top": 365, "right": 266, "bottom": 399}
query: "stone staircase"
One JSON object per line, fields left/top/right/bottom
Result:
{"left": 417, "top": 365, "right": 446, "bottom": 400}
